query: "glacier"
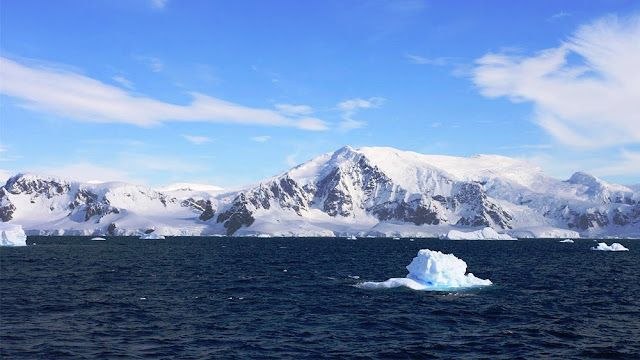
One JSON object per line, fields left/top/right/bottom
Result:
{"left": 358, "top": 249, "right": 492, "bottom": 291}
{"left": 590, "top": 242, "right": 629, "bottom": 251}
{"left": 0, "top": 223, "right": 27, "bottom": 246}
{"left": 1, "top": 146, "right": 639, "bottom": 238}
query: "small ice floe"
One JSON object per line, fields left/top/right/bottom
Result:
{"left": 560, "top": 239, "right": 574, "bottom": 243}
{"left": 139, "top": 297, "right": 147, "bottom": 300}
{"left": 357, "top": 249, "right": 492, "bottom": 291}
{"left": 590, "top": 242, "right": 629, "bottom": 252}
{"left": 91, "top": 237, "right": 106, "bottom": 241}
{"left": 348, "top": 275, "right": 360, "bottom": 279}
{"left": 393, "top": 237, "right": 400, "bottom": 240}
{"left": 139, "top": 232, "right": 165, "bottom": 240}
{"left": 348, "top": 235, "right": 357, "bottom": 240}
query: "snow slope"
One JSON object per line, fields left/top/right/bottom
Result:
{"left": 1, "top": 146, "right": 639, "bottom": 238}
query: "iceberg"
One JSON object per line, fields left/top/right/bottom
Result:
{"left": 1, "top": 224, "right": 27, "bottom": 247}
{"left": 91, "top": 237, "right": 106, "bottom": 241}
{"left": 560, "top": 239, "right": 574, "bottom": 243}
{"left": 139, "top": 232, "right": 165, "bottom": 240}
{"left": 358, "top": 249, "right": 492, "bottom": 291}
{"left": 441, "top": 227, "right": 516, "bottom": 240}
{"left": 590, "top": 242, "right": 629, "bottom": 251}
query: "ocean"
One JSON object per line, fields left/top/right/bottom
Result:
{"left": 1, "top": 237, "right": 639, "bottom": 359}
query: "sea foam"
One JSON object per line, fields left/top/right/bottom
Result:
{"left": 358, "top": 249, "right": 492, "bottom": 291}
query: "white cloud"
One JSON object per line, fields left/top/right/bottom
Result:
{"left": 133, "top": 55, "right": 164, "bottom": 72}
{"left": 150, "top": 0, "right": 168, "bottom": 10}
{"left": 0, "top": 56, "right": 328, "bottom": 131}
{"left": 336, "top": 97, "right": 386, "bottom": 131}
{"left": 112, "top": 75, "right": 134, "bottom": 89}
{"left": 337, "top": 97, "right": 386, "bottom": 112}
{"left": 548, "top": 12, "right": 571, "bottom": 22}
{"left": 182, "top": 135, "right": 212, "bottom": 145}
{"left": 0, "top": 145, "right": 6, "bottom": 152}
{"left": 0, "top": 169, "right": 12, "bottom": 185}
{"left": 250, "top": 136, "right": 271, "bottom": 142}
{"left": 498, "top": 144, "right": 553, "bottom": 150}
{"left": 39, "top": 162, "right": 144, "bottom": 184}
{"left": 593, "top": 150, "right": 640, "bottom": 177}
{"left": 405, "top": 54, "right": 449, "bottom": 66}
{"left": 472, "top": 14, "right": 640, "bottom": 148}
{"left": 285, "top": 154, "right": 298, "bottom": 166}
{"left": 274, "top": 104, "right": 312, "bottom": 116}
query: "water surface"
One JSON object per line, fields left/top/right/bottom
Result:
{"left": 1, "top": 237, "right": 638, "bottom": 359}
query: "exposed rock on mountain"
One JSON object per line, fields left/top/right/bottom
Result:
{"left": 1, "top": 147, "right": 639, "bottom": 238}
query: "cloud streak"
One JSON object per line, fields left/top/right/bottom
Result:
{"left": 250, "top": 136, "right": 271, "bottom": 142}
{"left": 405, "top": 54, "right": 450, "bottom": 66}
{"left": 0, "top": 56, "right": 328, "bottom": 131}
{"left": 472, "top": 14, "right": 640, "bottom": 148}
{"left": 182, "top": 135, "right": 212, "bottom": 145}
{"left": 337, "top": 97, "right": 386, "bottom": 131}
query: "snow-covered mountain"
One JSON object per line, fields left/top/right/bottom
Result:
{"left": 2, "top": 146, "right": 639, "bottom": 238}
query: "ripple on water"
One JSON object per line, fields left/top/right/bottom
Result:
{"left": 1, "top": 237, "right": 639, "bottom": 359}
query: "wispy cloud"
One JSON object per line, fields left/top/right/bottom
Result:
{"left": 0, "top": 56, "right": 329, "bottom": 131}
{"left": 548, "top": 11, "right": 571, "bottom": 22}
{"left": 39, "top": 162, "right": 144, "bottom": 184}
{"left": 134, "top": 55, "right": 164, "bottom": 72}
{"left": 472, "top": 14, "right": 640, "bottom": 148}
{"left": 285, "top": 153, "right": 298, "bottom": 167}
{"left": 38, "top": 153, "right": 207, "bottom": 184}
{"left": 405, "top": 53, "right": 450, "bottom": 66}
{"left": 498, "top": 144, "right": 553, "bottom": 150}
{"left": 112, "top": 75, "right": 134, "bottom": 89}
{"left": 336, "top": 97, "right": 386, "bottom": 131}
{"left": 150, "top": 0, "right": 168, "bottom": 10}
{"left": 593, "top": 150, "right": 640, "bottom": 177}
{"left": 182, "top": 135, "right": 212, "bottom": 145}
{"left": 274, "top": 104, "right": 312, "bottom": 116}
{"left": 250, "top": 136, "right": 271, "bottom": 142}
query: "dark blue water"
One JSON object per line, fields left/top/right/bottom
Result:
{"left": 1, "top": 237, "right": 639, "bottom": 359}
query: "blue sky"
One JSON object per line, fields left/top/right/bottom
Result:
{"left": 1, "top": 0, "right": 639, "bottom": 187}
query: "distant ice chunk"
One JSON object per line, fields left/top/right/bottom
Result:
{"left": 91, "top": 237, "right": 106, "bottom": 241}
{"left": 0, "top": 224, "right": 27, "bottom": 247}
{"left": 358, "top": 249, "right": 492, "bottom": 291}
{"left": 590, "top": 242, "right": 629, "bottom": 251}
{"left": 560, "top": 239, "right": 574, "bottom": 243}
{"left": 441, "top": 227, "right": 516, "bottom": 240}
{"left": 140, "top": 232, "right": 165, "bottom": 240}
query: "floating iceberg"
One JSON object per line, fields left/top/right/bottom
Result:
{"left": 590, "top": 242, "right": 629, "bottom": 251}
{"left": 358, "top": 249, "right": 492, "bottom": 291}
{"left": 1, "top": 224, "right": 27, "bottom": 247}
{"left": 441, "top": 227, "right": 516, "bottom": 240}
{"left": 560, "top": 239, "right": 574, "bottom": 243}
{"left": 91, "top": 237, "right": 106, "bottom": 241}
{"left": 140, "top": 232, "right": 165, "bottom": 240}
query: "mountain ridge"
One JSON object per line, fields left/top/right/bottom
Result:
{"left": 2, "top": 146, "right": 639, "bottom": 238}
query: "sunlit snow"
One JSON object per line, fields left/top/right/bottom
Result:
{"left": 0, "top": 224, "right": 27, "bottom": 247}
{"left": 441, "top": 227, "right": 516, "bottom": 240}
{"left": 357, "top": 249, "right": 492, "bottom": 291}
{"left": 590, "top": 242, "right": 629, "bottom": 251}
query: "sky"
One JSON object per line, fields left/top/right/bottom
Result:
{"left": 1, "top": 0, "right": 639, "bottom": 188}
